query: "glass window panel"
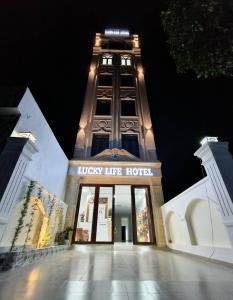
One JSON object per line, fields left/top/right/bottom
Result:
{"left": 121, "top": 55, "right": 132, "bottom": 66}
{"left": 75, "top": 186, "right": 95, "bottom": 242}
{"left": 121, "top": 75, "right": 134, "bottom": 87}
{"left": 96, "top": 99, "right": 111, "bottom": 115}
{"left": 121, "top": 100, "right": 136, "bottom": 116}
{"left": 98, "top": 75, "right": 112, "bottom": 86}
{"left": 102, "top": 55, "right": 113, "bottom": 65}
{"left": 134, "top": 188, "right": 153, "bottom": 243}
{"left": 96, "top": 187, "right": 113, "bottom": 242}
{"left": 91, "top": 134, "right": 109, "bottom": 156}
{"left": 122, "top": 134, "right": 139, "bottom": 157}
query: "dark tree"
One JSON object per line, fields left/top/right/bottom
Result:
{"left": 161, "top": 0, "right": 233, "bottom": 78}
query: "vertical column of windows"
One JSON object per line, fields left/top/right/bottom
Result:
{"left": 91, "top": 54, "right": 113, "bottom": 155}
{"left": 119, "top": 54, "right": 140, "bottom": 157}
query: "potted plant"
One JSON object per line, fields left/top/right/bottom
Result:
{"left": 55, "top": 227, "right": 73, "bottom": 245}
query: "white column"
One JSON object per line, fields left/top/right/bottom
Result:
{"left": 150, "top": 185, "right": 166, "bottom": 247}
{"left": 0, "top": 137, "right": 38, "bottom": 242}
{"left": 194, "top": 141, "right": 233, "bottom": 245}
{"left": 64, "top": 175, "right": 80, "bottom": 230}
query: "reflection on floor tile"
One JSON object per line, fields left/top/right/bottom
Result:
{"left": 0, "top": 245, "right": 233, "bottom": 300}
{"left": 127, "top": 293, "right": 164, "bottom": 300}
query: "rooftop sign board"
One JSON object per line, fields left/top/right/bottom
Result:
{"left": 104, "top": 29, "right": 130, "bottom": 36}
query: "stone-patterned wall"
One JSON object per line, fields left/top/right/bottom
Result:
{"left": 0, "top": 245, "right": 70, "bottom": 271}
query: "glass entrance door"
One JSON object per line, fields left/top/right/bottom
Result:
{"left": 74, "top": 185, "right": 114, "bottom": 243}
{"left": 95, "top": 186, "right": 114, "bottom": 242}
{"left": 131, "top": 186, "right": 155, "bottom": 244}
{"left": 74, "top": 184, "right": 155, "bottom": 244}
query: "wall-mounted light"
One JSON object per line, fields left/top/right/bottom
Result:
{"left": 89, "top": 65, "right": 96, "bottom": 74}
{"left": 133, "top": 38, "right": 139, "bottom": 48}
{"left": 137, "top": 66, "right": 144, "bottom": 77}
{"left": 200, "top": 136, "right": 218, "bottom": 145}
{"left": 95, "top": 37, "right": 101, "bottom": 47}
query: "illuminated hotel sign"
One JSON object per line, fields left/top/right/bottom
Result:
{"left": 76, "top": 167, "right": 154, "bottom": 176}
{"left": 104, "top": 29, "right": 130, "bottom": 36}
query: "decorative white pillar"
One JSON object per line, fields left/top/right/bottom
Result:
{"left": 64, "top": 174, "right": 80, "bottom": 229}
{"left": 194, "top": 141, "right": 233, "bottom": 245}
{"left": 150, "top": 185, "right": 166, "bottom": 246}
{"left": 0, "top": 137, "right": 38, "bottom": 242}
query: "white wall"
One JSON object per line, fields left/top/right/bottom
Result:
{"left": 0, "top": 88, "right": 69, "bottom": 248}
{"left": 187, "top": 199, "right": 231, "bottom": 248}
{"left": 15, "top": 88, "right": 68, "bottom": 199}
{"left": 167, "top": 212, "right": 186, "bottom": 245}
{"left": 161, "top": 177, "right": 233, "bottom": 264}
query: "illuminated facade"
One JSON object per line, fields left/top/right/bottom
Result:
{"left": 65, "top": 30, "right": 166, "bottom": 246}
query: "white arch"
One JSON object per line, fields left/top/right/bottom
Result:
{"left": 185, "top": 198, "right": 231, "bottom": 247}
{"left": 166, "top": 211, "right": 186, "bottom": 245}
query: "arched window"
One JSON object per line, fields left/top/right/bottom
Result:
{"left": 121, "top": 55, "right": 131, "bottom": 66}
{"left": 102, "top": 54, "right": 113, "bottom": 65}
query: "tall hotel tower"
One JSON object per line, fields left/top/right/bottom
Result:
{"left": 65, "top": 29, "right": 165, "bottom": 246}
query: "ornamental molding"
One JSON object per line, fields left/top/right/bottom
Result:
{"left": 92, "top": 148, "right": 141, "bottom": 162}
{"left": 96, "top": 87, "right": 113, "bottom": 99}
{"left": 93, "top": 119, "right": 112, "bottom": 132}
{"left": 120, "top": 119, "right": 139, "bottom": 132}
{"left": 120, "top": 68, "right": 134, "bottom": 75}
{"left": 98, "top": 66, "right": 113, "bottom": 74}
{"left": 120, "top": 89, "right": 136, "bottom": 99}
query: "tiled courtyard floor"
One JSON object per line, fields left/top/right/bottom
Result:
{"left": 0, "top": 243, "right": 233, "bottom": 300}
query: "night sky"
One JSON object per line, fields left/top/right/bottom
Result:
{"left": 1, "top": 1, "right": 232, "bottom": 201}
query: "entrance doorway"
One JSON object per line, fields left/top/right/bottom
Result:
{"left": 73, "top": 185, "right": 155, "bottom": 245}
{"left": 114, "top": 185, "right": 132, "bottom": 243}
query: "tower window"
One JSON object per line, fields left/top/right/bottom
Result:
{"left": 122, "top": 134, "right": 140, "bottom": 157}
{"left": 102, "top": 54, "right": 113, "bottom": 65}
{"left": 96, "top": 99, "right": 111, "bottom": 115}
{"left": 98, "top": 75, "right": 112, "bottom": 86}
{"left": 91, "top": 134, "right": 109, "bottom": 156}
{"left": 121, "top": 75, "right": 134, "bottom": 87}
{"left": 121, "top": 100, "right": 136, "bottom": 116}
{"left": 121, "top": 55, "right": 132, "bottom": 66}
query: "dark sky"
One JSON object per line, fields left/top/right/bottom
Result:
{"left": 0, "top": 1, "right": 232, "bottom": 201}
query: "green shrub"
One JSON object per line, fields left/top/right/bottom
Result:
{"left": 55, "top": 227, "right": 73, "bottom": 245}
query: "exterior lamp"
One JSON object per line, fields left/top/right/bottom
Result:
{"left": 138, "top": 67, "right": 144, "bottom": 77}
{"left": 200, "top": 136, "right": 218, "bottom": 146}
{"left": 90, "top": 66, "right": 95, "bottom": 73}
{"left": 95, "top": 37, "right": 101, "bottom": 47}
{"left": 133, "top": 36, "right": 139, "bottom": 48}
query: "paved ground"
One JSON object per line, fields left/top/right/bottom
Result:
{"left": 0, "top": 243, "right": 233, "bottom": 300}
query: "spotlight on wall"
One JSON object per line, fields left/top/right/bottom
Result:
{"left": 134, "top": 39, "right": 139, "bottom": 48}
{"left": 95, "top": 37, "right": 101, "bottom": 47}
{"left": 89, "top": 65, "right": 96, "bottom": 74}
{"left": 200, "top": 136, "right": 218, "bottom": 146}
{"left": 137, "top": 67, "right": 144, "bottom": 77}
